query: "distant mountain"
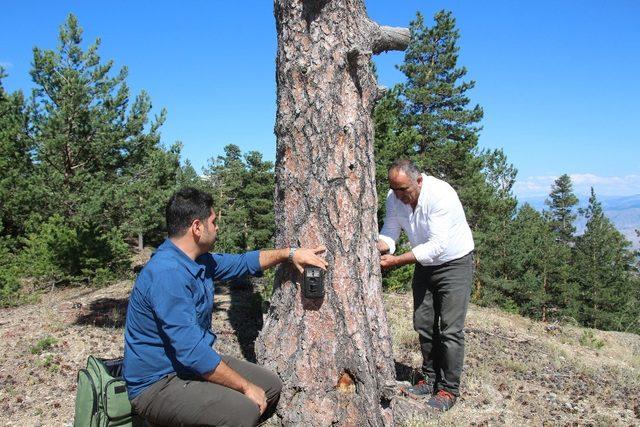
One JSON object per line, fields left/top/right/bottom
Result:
{"left": 519, "top": 194, "right": 640, "bottom": 250}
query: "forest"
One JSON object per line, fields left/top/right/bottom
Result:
{"left": 1, "top": 12, "right": 638, "bottom": 334}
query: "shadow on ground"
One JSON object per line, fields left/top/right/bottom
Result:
{"left": 75, "top": 298, "right": 129, "bottom": 328}
{"left": 395, "top": 360, "right": 421, "bottom": 383}
{"left": 218, "top": 278, "right": 263, "bottom": 363}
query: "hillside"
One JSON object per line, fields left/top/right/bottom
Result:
{"left": 0, "top": 279, "right": 638, "bottom": 426}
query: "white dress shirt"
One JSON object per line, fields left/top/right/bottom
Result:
{"left": 379, "top": 174, "right": 474, "bottom": 266}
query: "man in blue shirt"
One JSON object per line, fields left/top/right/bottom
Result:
{"left": 124, "top": 187, "right": 327, "bottom": 426}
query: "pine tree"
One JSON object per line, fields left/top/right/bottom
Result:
{"left": 115, "top": 141, "right": 184, "bottom": 250}
{"left": 257, "top": 1, "right": 410, "bottom": 422}
{"left": 572, "top": 188, "right": 639, "bottom": 332}
{"left": 24, "top": 14, "right": 176, "bottom": 280}
{"left": 373, "top": 88, "right": 418, "bottom": 218}
{"left": 29, "top": 15, "right": 167, "bottom": 230}
{"left": 242, "top": 151, "right": 274, "bottom": 250}
{"left": 203, "top": 144, "right": 250, "bottom": 252}
{"left": 473, "top": 149, "right": 519, "bottom": 304}
{"left": 545, "top": 174, "right": 579, "bottom": 244}
{"left": 398, "top": 10, "right": 489, "bottom": 228}
{"left": 0, "top": 68, "right": 34, "bottom": 238}
{"left": 508, "top": 205, "right": 574, "bottom": 321}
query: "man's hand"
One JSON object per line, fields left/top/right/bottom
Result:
{"left": 377, "top": 240, "right": 390, "bottom": 255}
{"left": 259, "top": 246, "right": 328, "bottom": 271}
{"left": 242, "top": 382, "right": 267, "bottom": 415}
{"left": 203, "top": 360, "right": 266, "bottom": 413}
{"left": 291, "top": 246, "right": 328, "bottom": 273}
{"left": 380, "top": 251, "right": 417, "bottom": 269}
{"left": 380, "top": 254, "right": 398, "bottom": 269}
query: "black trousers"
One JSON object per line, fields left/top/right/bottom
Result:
{"left": 131, "top": 355, "right": 282, "bottom": 427}
{"left": 412, "top": 251, "right": 473, "bottom": 396}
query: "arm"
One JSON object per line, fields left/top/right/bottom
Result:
{"left": 149, "top": 271, "right": 222, "bottom": 378}
{"left": 259, "top": 246, "right": 328, "bottom": 273}
{"left": 203, "top": 361, "right": 266, "bottom": 414}
{"left": 411, "top": 198, "right": 451, "bottom": 265}
{"left": 151, "top": 271, "right": 266, "bottom": 413}
{"left": 380, "top": 251, "right": 417, "bottom": 269}
{"left": 378, "top": 192, "right": 401, "bottom": 254}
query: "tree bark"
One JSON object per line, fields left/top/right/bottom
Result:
{"left": 256, "top": 1, "right": 409, "bottom": 425}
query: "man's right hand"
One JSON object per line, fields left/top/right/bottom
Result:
{"left": 204, "top": 360, "right": 266, "bottom": 414}
{"left": 242, "top": 382, "right": 267, "bottom": 414}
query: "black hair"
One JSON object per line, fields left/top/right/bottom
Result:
{"left": 165, "top": 187, "right": 214, "bottom": 237}
{"left": 389, "top": 158, "right": 421, "bottom": 180}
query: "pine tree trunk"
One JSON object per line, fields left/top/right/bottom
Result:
{"left": 256, "top": 1, "right": 409, "bottom": 426}
{"left": 137, "top": 232, "right": 144, "bottom": 252}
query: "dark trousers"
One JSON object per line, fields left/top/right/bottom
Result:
{"left": 131, "top": 355, "right": 282, "bottom": 427}
{"left": 412, "top": 251, "right": 473, "bottom": 396}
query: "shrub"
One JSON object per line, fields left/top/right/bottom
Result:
{"left": 382, "top": 264, "right": 414, "bottom": 292}
{"left": 0, "top": 237, "right": 21, "bottom": 305}
{"left": 18, "top": 215, "right": 130, "bottom": 284}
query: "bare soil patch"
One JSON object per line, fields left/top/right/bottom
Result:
{"left": 0, "top": 282, "right": 638, "bottom": 426}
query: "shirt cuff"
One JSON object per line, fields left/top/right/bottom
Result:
{"left": 379, "top": 235, "right": 396, "bottom": 255}
{"left": 411, "top": 246, "right": 433, "bottom": 266}
{"left": 194, "top": 347, "right": 222, "bottom": 377}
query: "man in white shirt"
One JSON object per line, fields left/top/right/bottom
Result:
{"left": 377, "top": 159, "right": 474, "bottom": 411}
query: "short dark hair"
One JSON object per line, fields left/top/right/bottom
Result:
{"left": 165, "top": 187, "right": 214, "bottom": 237}
{"left": 389, "top": 158, "right": 421, "bottom": 180}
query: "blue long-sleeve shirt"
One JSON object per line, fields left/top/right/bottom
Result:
{"left": 123, "top": 239, "right": 262, "bottom": 399}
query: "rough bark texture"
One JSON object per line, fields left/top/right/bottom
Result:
{"left": 256, "top": 1, "right": 409, "bottom": 426}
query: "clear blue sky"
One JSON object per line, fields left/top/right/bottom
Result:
{"left": 2, "top": 1, "right": 639, "bottom": 198}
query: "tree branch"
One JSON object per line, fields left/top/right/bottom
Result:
{"left": 370, "top": 25, "right": 410, "bottom": 54}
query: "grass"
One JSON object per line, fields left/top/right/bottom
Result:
{"left": 501, "top": 359, "right": 528, "bottom": 374}
{"left": 578, "top": 330, "right": 605, "bottom": 350}
{"left": 37, "top": 354, "right": 60, "bottom": 373}
{"left": 29, "top": 336, "right": 58, "bottom": 355}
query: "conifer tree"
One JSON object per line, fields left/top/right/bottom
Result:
{"left": 29, "top": 15, "right": 167, "bottom": 230}
{"left": 373, "top": 88, "right": 417, "bottom": 217}
{"left": 545, "top": 174, "right": 579, "bottom": 244}
{"left": 25, "top": 14, "right": 177, "bottom": 280}
{"left": 572, "top": 188, "right": 639, "bottom": 332}
{"left": 473, "top": 149, "right": 518, "bottom": 303}
{"left": 116, "top": 141, "right": 184, "bottom": 250}
{"left": 508, "top": 205, "right": 574, "bottom": 321}
{"left": 242, "top": 151, "right": 275, "bottom": 250}
{"left": 0, "top": 68, "right": 34, "bottom": 238}
{"left": 203, "top": 144, "right": 249, "bottom": 252}
{"left": 398, "top": 10, "right": 488, "bottom": 228}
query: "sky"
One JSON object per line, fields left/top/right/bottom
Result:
{"left": 2, "top": 1, "right": 639, "bottom": 199}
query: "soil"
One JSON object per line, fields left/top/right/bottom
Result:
{"left": 0, "top": 274, "right": 638, "bottom": 426}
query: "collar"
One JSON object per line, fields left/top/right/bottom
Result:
{"left": 159, "top": 238, "right": 205, "bottom": 278}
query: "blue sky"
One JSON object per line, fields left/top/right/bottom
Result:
{"left": 2, "top": 1, "right": 639, "bottom": 199}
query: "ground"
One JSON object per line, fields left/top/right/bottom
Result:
{"left": 0, "top": 276, "right": 638, "bottom": 426}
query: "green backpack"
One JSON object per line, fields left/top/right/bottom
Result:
{"left": 74, "top": 356, "right": 143, "bottom": 427}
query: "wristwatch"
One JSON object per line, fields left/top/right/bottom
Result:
{"left": 288, "top": 247, "right": 297, "bottom": 263}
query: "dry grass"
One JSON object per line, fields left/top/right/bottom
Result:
{"left": 0, "top": 283, "right": 638, "bottom": 426}
{"left": 385, "top": 293, "right": 640, "bottom": 426}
